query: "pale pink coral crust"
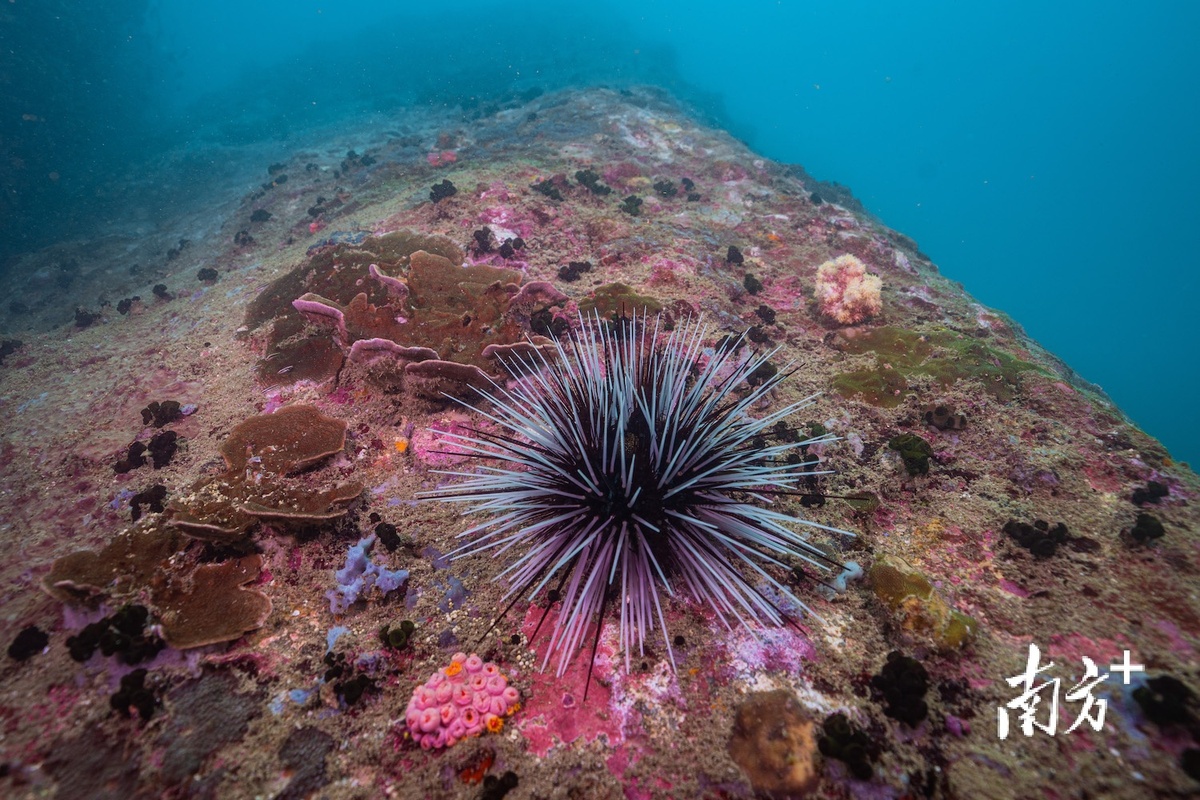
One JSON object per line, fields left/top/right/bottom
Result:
{"left": 404, "top": 652, "right": 521, "bottom": 749}
{"left": 814, "top": 253, "right": 883, "bottom": 324}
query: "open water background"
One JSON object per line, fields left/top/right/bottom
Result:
{"left": 2, "top": 0, "right": 1195, "bottom": 463}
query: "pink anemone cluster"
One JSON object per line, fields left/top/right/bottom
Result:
{"left": 404, "top": 652, "right": 521, "bottom": 749}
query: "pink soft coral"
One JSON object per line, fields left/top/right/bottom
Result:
{"left": 814, "top": 254, "right": 883, "bottom": 325}
{"left": 404, "top": 652, "right": 521, "bottom": 749}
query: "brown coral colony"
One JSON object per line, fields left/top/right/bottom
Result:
{"left": 40, "top": 224, "right": 568, "bottom": 657}
{"left": 246, "top": 230, "right": 563, "bottom": 395}
{"left": 44, "top": 404, "right": 359, "bottom": 650}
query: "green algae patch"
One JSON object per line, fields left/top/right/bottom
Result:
{"left": 580, "top": 282, "right": 663, "bottom": 318}
{"left": 836, "top": 326, "right": 932, "bottom": 370}
{"left": 888, "top": 432, "right": 934, "bottom": 476}
{"left": 918, "top": 336, "right": 1043, "bottom": 402}
{"left": 832, "top": 325, "right": 1044, "bottom": 405}
{"left": 832, "top": 367, "right": 908, "bottom": 407}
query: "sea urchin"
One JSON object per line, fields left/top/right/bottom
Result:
{"left": 427, "top": 313, "right": 849, "bottom": 676}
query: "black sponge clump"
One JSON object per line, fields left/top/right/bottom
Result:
{"left": 8, "top": 624, "right": 49, "bottom": 661}
{"left": 1132, "top": 480, "right": 1169, "bottom": 506}
{"left": 113, "top": 441, "right": 148, "bottom": 473}
{"left": 480, "top": 771, "right": 519, "bottom": 800}
{"left": 472, "top": 228, "right": 494, "bottom": 254}
{"left": 114, "top": 430, "right": 180, "bottom": 473}
{"left": 374, "top": 521, "right": 405, "bottom": 552}
{"left": 148, "top": 431, "right": 179, "bottom": 469}
{"left": 130, "top": 484, "right": 168, "bottom": 522}
{"left": 141, "top": 400, "right": 182, "bottom": 428}
{"left": 530, "top": 309, "right": 570, "bottom": 339}
{"left": 574, "top": 169, "right": 611, "bottom": 196}
{"left": 531, "top": 178, "right": 563, "bottom": 201}
{"left": 430, "top": 179, "right": 457, "bottom": 203}
{"left": 67, "top": 605, "right": 165, "bottom": 665}
{"left": 1130, "top": 512, "right": 1166, "bottom": 544}
{"left": 1132, "top": 675, "right": 1195, "bottom": 728}
{"left": 557, "top": 261, "right": 592, "bottom": 282}
{"left": 74, "top": 307, "right": 99, "bottom": 328}
{"left": 619, "top": 195, "right": 643, "bottom": 216}
{"left": 324, "top": 651, "right": 378, "bottom": 706}
{"left": 337, "top": 674, "right": 374, "bottom": 706}
{"left": 871, "top": 651, "right": 929, "bottom": 727}
{"left": 111, "top": 668, "right": 157, "bottom": 721}
{"left": 742, "top": 273, "right": 763, "bottom": 295}
{"left": 726, "top": 245, "right": 745, "bottom": 265}
{"left": 1004, "top": 518, "right": 1069, "bottom": 558}
{"left": 818, "top": 712, "right": 876, "bottom": 780}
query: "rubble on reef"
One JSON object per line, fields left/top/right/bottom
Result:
{"left": 0, "top": 85, "right": 1197, "bottom": 800}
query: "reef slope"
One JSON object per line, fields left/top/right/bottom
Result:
{"left": 0, "top": 87, "right": 1196, "bottom": 799}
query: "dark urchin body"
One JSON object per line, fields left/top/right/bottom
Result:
{"left": 428, "top": 314, "right": 848, "bottom": 675}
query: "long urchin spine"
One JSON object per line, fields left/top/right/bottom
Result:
{"left": 425, "top": 312, "right": 851, "bottom": 675}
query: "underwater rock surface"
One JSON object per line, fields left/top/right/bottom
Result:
{"left": 0, "top": 87, "right": 1197, "bottom": 799}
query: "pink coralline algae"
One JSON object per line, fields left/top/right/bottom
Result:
{"left": 426, "top": 150, "right": 457, "bottom": 167}
{"left": 814, "top": 254, "right": 883, "bottom": 325}
{"left": 404, "top": 653, "right": 521, "bottom": 749}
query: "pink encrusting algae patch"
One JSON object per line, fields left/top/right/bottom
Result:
{"left": 514, "top": 605, "right": 626, "bottom": 758}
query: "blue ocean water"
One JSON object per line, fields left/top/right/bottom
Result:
{"left": 1, "top": 0, "right": 1196, "bottom": 464}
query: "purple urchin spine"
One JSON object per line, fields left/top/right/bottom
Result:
{"left": 424, "top": 312, "right": 852, "bottom": 676}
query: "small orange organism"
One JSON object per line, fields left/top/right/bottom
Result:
{"left": 444, "top": 661, "right": 463, "bottom": 677}
{"left": 458, "top": 749, "right": 495, "bottom": 784}
{"left": 485, "top": 716, "right": 505, "bottom": 734}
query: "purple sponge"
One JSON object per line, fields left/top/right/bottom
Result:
{"left": 327, "top": 534, "right": 409, "bottom": 615}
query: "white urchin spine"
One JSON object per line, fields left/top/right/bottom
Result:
{"left": 424, "top": 312, "right": 852, "bottom": 675}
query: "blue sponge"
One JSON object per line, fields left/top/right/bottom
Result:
{"left": 327, "top": 534, "right": 409, "bottom": 614}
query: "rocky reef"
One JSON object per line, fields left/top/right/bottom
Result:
{"left": 0, "top": 86, "right": 1197, "bottom": 799}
